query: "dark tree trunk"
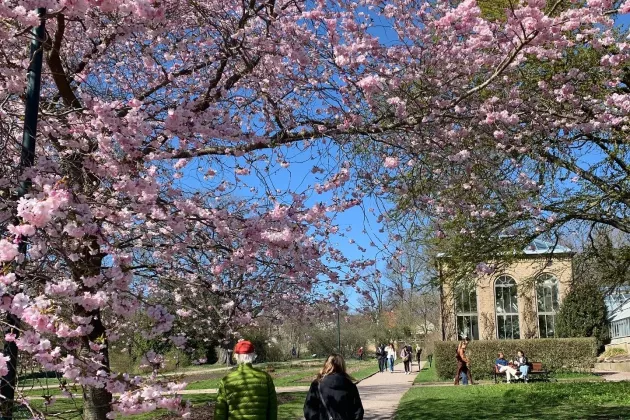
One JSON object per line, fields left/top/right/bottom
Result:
{"left": 82, "top": 378, "right": 112, "bottom": 420}
{"left": 73, "top": 238, "right": 112, "bottom": 420}
{"left": 81, "top": 311, "right": 112, "bottom": 420}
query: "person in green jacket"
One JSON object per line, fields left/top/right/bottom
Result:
{"left": 214, "top": 340, "right": 278, "bottom": 420}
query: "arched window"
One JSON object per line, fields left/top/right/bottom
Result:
{"left": 495, "top": 275, "right": 520, "bottom": 339}
{"left": 537, "top": 274, "right": 559, "bottom": 338}
{"left": 455, "top": 283, "right": 479, "bottom": 340}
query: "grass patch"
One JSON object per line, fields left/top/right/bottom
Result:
{"left": 396, "top": 381, "right": 630, "bottom": 420}
{"left": 186, "top": 360, "right": 376, "bottom": 390}
{"left": 350, "top": 364, "right": 380, "bottom": 383}
{"left": 24, "top": 392, "right": 306, "bottom": 420}
{"left": 277, "top": 392, "right": 308, "bottom": 420}
{"left": 413, "top": 363, "right": 442, "bottom": 384}
{"left": 554, "top": 371, "right": 603, "bottom": 382}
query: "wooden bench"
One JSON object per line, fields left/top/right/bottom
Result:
{"left": 493, "top": 361, "right": 551, "bottom": 383}
{"left": 527, "top": 361, "right": 551, "bottom": 382}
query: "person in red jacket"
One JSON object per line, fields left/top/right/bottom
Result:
{"left": 357, "top": 347, "right": 364, "bottom": 360}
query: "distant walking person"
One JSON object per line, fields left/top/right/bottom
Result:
{"left": 215, "top": 340, "right": 277, "bottom": 420}
{"left": 358, "top": 346, "right": 364, "bottom": 361}
{"left": 303, "top": 354, "right": 364, "bottom": 420}
{"left": 385, "top": 342, "right": 396, "bottom": 373}
{"left": 401, "top": 345, "right": 412, "bottom": 375}
{"left": 292, "top": 346, "right": 297, "bottom": 358}
{"left": 415, "top": 346, "right": 422, "bottom": 372}
{"left": 376, "top": 343, "right": 386, "bottom": 373}
{"left": 454, "top": 339, "right": 474, "bottom": 385}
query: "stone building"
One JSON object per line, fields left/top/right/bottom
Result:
{"left": 439, "top": 240, "right": 574, "bottom": 341}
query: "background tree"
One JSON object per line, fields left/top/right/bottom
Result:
{"left": 556, "top": 282, "right": 610, "bottom": 350}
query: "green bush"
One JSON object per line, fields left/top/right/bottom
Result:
{"left": 265, "top": 344, "right": 291, "bottom": 363}
{"left": 434, "top": 338, "right": 597, "bottom": 380}
{"left": 162, "top": 348, "right": 191, "bottom": 371}
{"left": 556, "top": 282, "right": 610, "bottom": 351}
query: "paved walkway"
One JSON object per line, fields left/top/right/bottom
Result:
{"left": 593, "top": 370, "right": 630, "bottom": 382}
{"left": 356, "top": 361, "right": 420, "bottom": 420}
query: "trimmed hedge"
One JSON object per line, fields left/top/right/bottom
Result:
{"left": 435, "top": 338, "right": 597, "bottom": 380}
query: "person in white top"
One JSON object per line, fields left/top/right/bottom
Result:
{"left": 385, "top": 343, "right": 396, "bottom": 373}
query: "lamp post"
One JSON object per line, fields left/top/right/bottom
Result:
{"left": 337, "top": 306, "right": 341, "bottom": 354}
{"left": 0, "top": 8, "right": 46, "bottom": 419}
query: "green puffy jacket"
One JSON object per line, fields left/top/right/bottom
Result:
{"left": 214, "top": 363, "right": 278, "bottom": 420}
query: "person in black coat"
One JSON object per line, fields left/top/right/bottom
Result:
{"left": 304, "top": 354, "right": 364, "bottom": 420}
{"left": 376, "top": 343, "right": 386, "bottom": 372}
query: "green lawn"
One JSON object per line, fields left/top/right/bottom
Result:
{"left": 396, "top": 382, "right": 630, "bottom": 420}
{"left": 554, "top": 371, "right": 604, "bottom": 382}
{"left": 25, "top": 392, "right": 307, "bottom": 420}
{"left": 413, "top": 362, "right": 440, "bottom": 384}
{"left": 186, "top": 360, "right": 376, "bottom": 390}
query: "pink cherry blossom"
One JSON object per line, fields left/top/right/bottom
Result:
{"left": 383, "top": 157, "right": 399, "bottom": 169}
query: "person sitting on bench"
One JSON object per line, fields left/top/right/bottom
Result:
{"left": 495, "top": 352, "right": 518, "bottom": 383}
{"left": 514, "top": 350, "right": 529, "bottom": 381}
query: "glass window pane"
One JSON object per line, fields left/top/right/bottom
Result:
{"left": 537, "top": 286, "right": 545, "bottom": 312}
{"left": 457, "top": 315, "right": 479, "bottom": 340}
{"left": 546, "top": 315, "right": 555, "bottom": 338}
{"left": 536, "top": 274, "right": 559, "bottom": 315}
{"left": 510, "top": 287, "right": 519, "bottom": 313}
{"left": 456, "top": 284, "right": 477, "bottom": 315}
{"left": 471, "top": 316, "right": 479, "bottom": 340}
{"left": 538, "top": 315, "right": 547, "bottom": 338}
{"left": 497, "top": 316, "right": 505, "bottom": 339}
{"left": 544, "top": 287, "right": 552, "bottom": 312}
{"left": 496, "top": 287, "right": 504, "bottom": 313}
{"left": 496, "top": 275, "right": 519, "bottom": 339}
{"left": 505, "top": 316, "right": 512, "bottom": 339}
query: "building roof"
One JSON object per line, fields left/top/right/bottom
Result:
{"left": 436, "top": 239, "right": 572, "bottom": 258}
{"left": 522, "top": 239, "right": 572, "bottom": 255}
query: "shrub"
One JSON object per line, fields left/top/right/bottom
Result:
{"left": 556, "top": 282, "right": 610, "bottom": 351}
{"left": 162, "top": 348, "right": 191, "bottom": 372}
{"left": 435, "top": 338, "right": 597, "bottom": 380}
{"left": 265, "top": 344, "right": 290, "bottom": 363}
{"left": 599, "top": 347, "right": 628, "bottom": 359}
